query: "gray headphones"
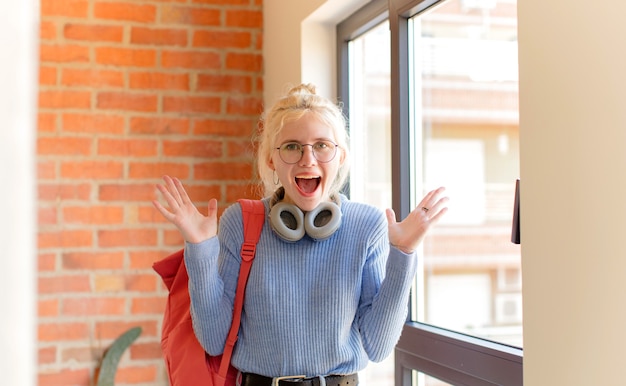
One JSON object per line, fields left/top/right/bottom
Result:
{"left": 269, "top": 187, "right": 342, "bottom": 242}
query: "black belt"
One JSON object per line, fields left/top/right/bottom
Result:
{"left": 241, "top": 372, "right": 358, "bottom": 386}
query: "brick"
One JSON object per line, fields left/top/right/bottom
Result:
{"left": 64, "top": 24, "right": 124, "bottom": 42}
{"left": 38, "top": 112, "right": 57, "bottom": 133}
{"left": 193, "top": 118, "right": 257, "bottom": 137}
{"left": 95, "top": 47, "right": 157, "bottom": 67}
{"left": 131, "top": 296, "right": 165, "bottom": 314}
{"left": 131, "top": 26, "right": 188, "bottom": 46}
{"left": 39, "top": 346, "right": 57, "bottom": 365}
{"left": 161, "top": 5, "right": 221, "bottom": 26}
{"left": 98, "top": 229, "right": 158, "bottom": 247}
{"left": 39, "top": 44, "right": 90, "bottom": 63}
{"left": 130, "top": 116, "right": 190, "bottom": 135}
{"left": 197, "top": 74, "right": 252, "bottom": 93}
{"left": 39, "top": 253, "right": 57, "bottom": 272}
{"left": 61, "top": 347, "right": 94, "bottom": 364}
{"left": 226, "top": 183, "right": 261, "bottom": 202}
{"left": 38, "top": 368, "right": 91, "bottom": 386}
{"left": 162, "top": 139, "right": 222, "bottom": 158}
{"left": 162, "top": 95, "right": 221, "bottom": 114}
{"left": 99, "top": 183, "right": 161, "bottom": 201}
{"left": 38, "top": 160, "right": 57, "bottom": 180}
{"left": 95, "top": 274, "right": 157, "bottom": 292}
{"left": 38, "top": 229, "right": 93, "bottom": 249}
{"left": 131, "top": 342, "right": 163, "bottom": 360}
{"left": 128, "top": 162, "right": 190, "bottom": 179}
{"left": 38, "top": 136, "right": 92, "bottom": 157}
{"left": 63, "top": 205, "right": 125, "bottom": 225}
{"left": 39, "top": 322, "right": 89, "bottom": 341}
{"left": 226, "top": 10, "right": 263, "bottom": 28}
{"left": 39, "top": 66, "right": 57, "bottom": 85}
{"left": 38, "top": 90, "right": 92, "bottom": 109}
{"left": 39, "top": 207, "right": 58, "bottom": 225}
{"left": 129, "top": 72, "right": 189, "bottom": 91}
{"left": 62, "top": 68, "right": 125, "bottom": 88}
{"left": 60, "top": 160, "right": 124, "bottom": 179}
{"left": 226, "top": 138, "right": 255, "bottom": 157}
{"left": 62, "top": 113, "right": 125, "bottom": 134}
{"left": 94, "top": 274, "right": 125, "bottom": 292}
{"left": 192, "top": 0, "right": 250, "bottom": 4}
{"left": 161, "top": 50, "right": 221, "bottom": 69}
{"left": 226, "top": 52, "right": 263, "bottom": 71}
{"left": 40, "top": 21, "right": 57, "bottom": 40}
{"left": 39, "top": 275, "right": 91, "bottom": 294}
{"left": 94, "top": 2, "right": 157, "bottom": 23}
{"left": 129, "top": 250, "right": 171, "bottom": 270}
{"left": 62, "top": 251, "right": 125, "bottom": 270}
{"left": 95, "top": 320, "right": 158, "bottom": 340}
{"left": 62, "top": 297, "right": 127, "bottom": 316}
{"left": 38, "top": 298, "right": 59, "bottom": 317}
{"left": 41, "top": 0, "right": 89, "bottom": 18}
{"left": 97, "top": 92, "right": 158, "bottom": 112}
{"left": 164, "top": 229, "right": 185, "bottom": 246}
{"left": 194, "top": 161, "right": 253, "bottom": 180}
{"left": 115, "top": 365, "right": 158, "bottom": 383}
{"left": 38, "top": 183, "right": 92, "bottom": 201}
{"left": 193, "top": 30, "right": 251, "bottom": 48}
{"left": 138, "top": 205, "right": 170, "bottom": 223}
{"left": 226, "top": 96, "right": 263, "bottom": 115}
{"left": 98, "top": 138, "right": 158, "bottom": 157}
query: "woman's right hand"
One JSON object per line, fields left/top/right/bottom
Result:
{"left": 152, "top": 175, "right": 218, "bottom": 244}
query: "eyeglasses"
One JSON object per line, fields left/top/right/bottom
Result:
{"left": 275, "top": 140, "right": 339, "bottom": 164}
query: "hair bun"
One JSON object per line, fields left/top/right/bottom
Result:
{"left": 288, "top": 83, "right": 316, "bottom": 96}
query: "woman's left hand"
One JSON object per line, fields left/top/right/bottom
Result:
{"left": 385, "top": 187, "right": 449, "bottom": 253}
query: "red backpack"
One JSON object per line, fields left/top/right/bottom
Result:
{"left": 153, "top": 199, "right": 265, "bottom": 386}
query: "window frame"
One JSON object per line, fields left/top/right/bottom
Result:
{"left": 337, "top": 0, "right": 524, "bottom": 385}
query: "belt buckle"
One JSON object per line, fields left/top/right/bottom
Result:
{"left": 271, "top": 375, "right": 306, "bottom": 386}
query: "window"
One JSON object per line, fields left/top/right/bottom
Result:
{"left": 339, "top": 0, "right": 523, "bottom": 384}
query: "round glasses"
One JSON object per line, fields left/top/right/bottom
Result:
{"left": 275, "top": 140, "right": 339, "bottom": 164}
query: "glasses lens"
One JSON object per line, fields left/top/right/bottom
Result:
{"left": 279, "top": 142, "right": 302, "bottom": 164}
{"left": 312, "top": 141, "right": 337, "bottom": 162}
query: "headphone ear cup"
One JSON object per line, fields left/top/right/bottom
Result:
{"left": 269, "top": 202, "right": 305, "bottom": 242}
{"left": 304, "top": 201, "right": 342, "bottom": 241}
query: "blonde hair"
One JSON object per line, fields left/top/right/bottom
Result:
{"left": 256, "top": 83, "right": 350, "bottom": 197}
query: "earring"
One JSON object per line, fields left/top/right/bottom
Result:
{"left": 273, "top": 170, "right": 280, "bottom": 185}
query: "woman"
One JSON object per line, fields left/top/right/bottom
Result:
{"left": 153, "top": 84, "right": 448, "bottom": 386}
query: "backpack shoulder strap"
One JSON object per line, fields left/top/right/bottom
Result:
{"left": 217, "top": 199, "right": 265, "bottom": 380}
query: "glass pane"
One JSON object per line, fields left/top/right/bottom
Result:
{"left": 414, "top": 371, "right": 454, "bottom": 386}
{"left": 347, "top": 20, "right": 393, "bottom": 385}
{"left": 409, "top": 0, "right": 522, "bottom": 347}
{"left": 348, "top": 20, "right": 392, "bottom": 209}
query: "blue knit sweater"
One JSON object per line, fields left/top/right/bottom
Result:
{"left": 184, "top": 196, "right": 418, "bottom": 377}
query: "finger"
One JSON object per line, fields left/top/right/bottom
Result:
{"left": 207, "top": 198, "right": 218, "bottom": 218}
{"left": 385, "top": 208, "right": 397, "bottom": 225}
{"left": 172, "top": 177, "right": 192, "bottom": 205}
{"left": 152, "top": 199, "right": 174, "bottom": 222}
{"left": 156, "top": 182, "right": 180, "bottom": 210}
{"left": 163, "top": 175, "right": 184, "bottom": 204}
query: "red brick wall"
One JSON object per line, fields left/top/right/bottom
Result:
{"left": 37, "top": 0, "right": 263, "bottom": 384}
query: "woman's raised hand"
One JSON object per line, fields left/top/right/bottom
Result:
{"left": 385, "top": 187, "right": 448, "bottom": 253}
{"left": 152, "top": 175, "right": 218, "bottom": 244}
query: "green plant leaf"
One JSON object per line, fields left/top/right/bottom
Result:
{"left": 96, "top": 326, "right": 142, "bottom": 386}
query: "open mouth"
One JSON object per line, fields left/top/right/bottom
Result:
{"left": 295, "top": 176, "right": 321, "bottom": 194}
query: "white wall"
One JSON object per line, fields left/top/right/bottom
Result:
{"left": 0, "top": 0, "right": 39, "bottom": 385}
{"left": 518, "top": 0, "right": 626, "bottom": 384}
{"left": 263, "top": 0, "right": 369, "bottom": 105}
